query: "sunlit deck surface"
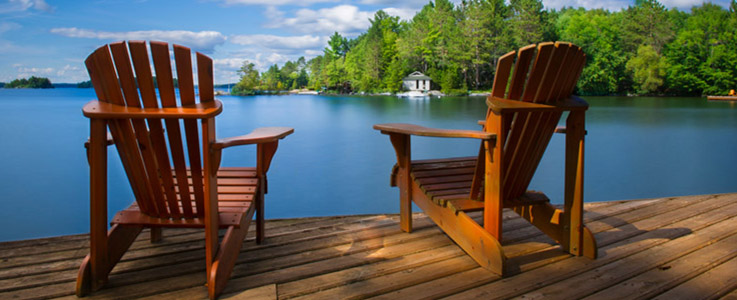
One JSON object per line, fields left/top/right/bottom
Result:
{"left": 3, "top": 193, "right": 737, "bottom": 299}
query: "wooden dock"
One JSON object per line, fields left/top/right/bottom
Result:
{"left": 3, "top": 193, "right": 737, "bottom": 299}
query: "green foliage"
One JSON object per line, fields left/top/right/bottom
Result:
{"left": 621, "top": 0, "right": 674, "bottom": 54}
{"left": 5, "top": 76, "right": 53, "bottom": 89}
{"left": 556, "top": 8, "right": 628, "bottom": 95}
{"left": 626, "top": 45, "right": 668, "bottom": 94}
{"left": 232, "top": 61, "right": 260, "bottom": 95}
{"left": 509, "top": 0, "right": 545, "bottom": 48}
{"left": 664, "top": 3, "right": 737, "bottom": 95}
{"left": 77, "top": 80, "right": 92, "bottom": 88}
{"left": 232, "top": 0, "right": 737, "bottom": 96}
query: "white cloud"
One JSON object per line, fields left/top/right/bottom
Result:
{"left": 0, "top": 0, "right": 53, "bottom": 13}
{"left": 6, "top": 63, "right": 87, "bottom": 83}
{"left": 222, "top": 33, "right": 327, "bottom": 78}
{"left": 49, "top": 28, "right": 227, "bottom": 53}
{"left": 213, "top": 58, "right": 247, "bottom": 83}
{"left": 16, "top": 65, "right": 52, "bottom": 75}
{"left": 220, "top": 0, "right": 338, "bottom": 5}
{"left": 382, "top": 7, "right": 420, "bottom": 21}
{"left": 214, "top": 58, "right": 246, "bottom": 69}
{"left": 231, "top": 34, "right": 327, "bottom": 50}
{"left": 542, "top": 0, "right": 630, "bottom": 10}
{"left": 56, "top": 64, "right": 82, "bottom": 77}
{"left": 0, "top": 22, "right": 21, "bottom": 34}
{"left": 542, "top": 0, "right": 727, "bottom": 10}
{"left": 268, "top": 5, "right": 373, "bottom": 35}
{"left": 658, "top": 0, "right": 725, "bottom": 9}
{"left": 360, "top": 0, "right": 429, "bottom": 7}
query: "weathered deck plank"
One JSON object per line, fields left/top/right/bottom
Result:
{"left": 1, "top": 194, "right": 736, "bottom": 300}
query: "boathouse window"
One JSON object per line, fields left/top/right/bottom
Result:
{"left": 416, "top": 80, "right": 419, "bottom": 89}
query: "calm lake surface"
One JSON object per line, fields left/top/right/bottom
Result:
{"left": 1, "top": 88, "right": 736, "bottom": 241}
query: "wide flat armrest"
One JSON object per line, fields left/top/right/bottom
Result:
{"left": 212, "top": 127, "right": 294, "bottom": 150}
{"left": 486, "top": 95, "right": 588, "bottom": 114}
{"left": 83, "top": 100, "right": 222, "bottom": 119}
{"left": 374, "top": 123, "right": 495, "bottom": 140}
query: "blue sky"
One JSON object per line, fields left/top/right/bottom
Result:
{"left": 0, "top": 0, "right": 731, "bottom": 84}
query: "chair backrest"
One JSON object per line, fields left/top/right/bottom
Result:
{"left": 85, "top": 41, "right": 215, "bottom": 219}
{"left": 488, "top": 41, "right": 585, "bottom": 201}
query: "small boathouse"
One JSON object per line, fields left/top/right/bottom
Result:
{"left": 402, "top": 71, "right": 431, "bottom": 92}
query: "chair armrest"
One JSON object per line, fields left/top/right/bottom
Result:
{"left": 212, "top": 127, "right": 294, "bottom": 150}
{"left": 82, "top": 100, "right": 222, "bottom": 119}
{"left": 486, "top": 95, "right": 588, "bottom": 114}
{"left": 374, "top": 123, "right": 495, "bottom": 140}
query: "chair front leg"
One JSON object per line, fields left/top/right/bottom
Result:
{"left": 483, "top": 112, "right": 504, "bottom": 240}
{"left": 256, "top": 141, "right": 279, "bottom": 243}
{"left": 388, "top": 133, "right": 412, "bottom": 233}
{"left": 77, "top": 118, "right": 109, "bottom": 295}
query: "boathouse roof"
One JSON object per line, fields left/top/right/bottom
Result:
{"left": 403, "top": 71, "right": 431, "bottom": 81}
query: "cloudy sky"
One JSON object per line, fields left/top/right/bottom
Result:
{"left": 0, "top": 0, "right": 731, "bottom": 84}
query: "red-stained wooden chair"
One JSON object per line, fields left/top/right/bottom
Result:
{"left": 77, "top": 41, "right": 293, "bottom": 299}
{"left": 374, "top": 42, "right": 597, "bottom": 275}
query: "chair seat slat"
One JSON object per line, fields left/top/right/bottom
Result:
{"left": 112, "top": 206, "right": 249, "bottom": 228}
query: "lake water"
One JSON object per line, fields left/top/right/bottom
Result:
{"left": 1, "top": 88, "right": 736, "bottom": 242}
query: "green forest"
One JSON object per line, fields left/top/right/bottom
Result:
{"left": 233, "top": 0, "right": 737, "bottom": 96}
{"left": 3, "top": 76, "right": 54, "bottom": 89}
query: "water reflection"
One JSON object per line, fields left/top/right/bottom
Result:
{"left": 1, "top": 89, "right": 736, "bottom": 241}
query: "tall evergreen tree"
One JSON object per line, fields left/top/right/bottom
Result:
{"left": 509, "top": 0, "right": 545, "bottom": 48}
{"left": 622, "top": 0, "right": 674, "bottom": 54}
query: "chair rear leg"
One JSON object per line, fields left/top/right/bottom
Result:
{"left": 256, "top": 182, "right": 265, "bottom": 244}
{"left": 150, "top": 227, "right": 162, "bottom": 243}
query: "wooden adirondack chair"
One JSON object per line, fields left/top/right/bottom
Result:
{"left": 77, "top": 41, "right": 293, "bottom": 299}
{"left": 374, "top": 42, "right": 597, "bottom": 275}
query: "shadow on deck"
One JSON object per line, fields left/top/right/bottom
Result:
{"left": 2, "top": 193, "right": 737, "bottom": 299}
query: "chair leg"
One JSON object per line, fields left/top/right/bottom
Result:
{"left": 256, "top": 182, "right": 265, "bottom": 244}
{"left": 388, "top": 133, "right": 412, "bottom": 233}
{"left": 150, "top": 227, "right": 162, "bottom": 243}
{"left": 76, "top": 224, "right": 142, "bottom": 296}
{"left": 208, "top": 226, "right": 248, "bottom": 299}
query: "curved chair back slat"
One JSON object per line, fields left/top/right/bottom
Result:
{"left": 487, "top": 42, "right": 586, "bottom": 201}
{"left": 84, "top": 40, "right": 214, "bottom": 219}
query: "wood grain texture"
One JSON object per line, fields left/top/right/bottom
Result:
{"left": 375, "top": 42, "right": 592, "bottom": 279}
{"left": 4, "top": 195, "right": 737, "bottom": 299}
{"left": 213, "top": 127, "right": 294, "bottom": 150}
{"left": 375, "top": 123, "right": 495, "bottom": 140}
{"left": 82, "top": 100, "right": 223, "bottom": 119}
{"left": 78, "top": 41, "right": 290, "bottom": 300}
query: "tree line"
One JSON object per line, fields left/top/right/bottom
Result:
{"left": 237, "top": 0, "right": 737, "bottom": 96}
{"left": 3, "top": 76, "right": 54, "bottom": 89}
